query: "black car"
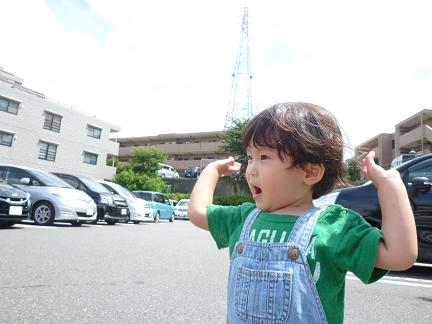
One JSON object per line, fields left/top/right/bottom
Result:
{"left": 0, "top": 179, "right": 31, "bottom": 228}
{"left": 315, "top": 153, "right": 432, "bottom": 264}
{"left": 52, "top": 173, "right": 129, "bottom": 225}
{"left": 184, "top": 166, "right": 200, "bottom": 178}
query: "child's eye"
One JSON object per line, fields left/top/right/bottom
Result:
{"left": 260, "top": 155, "right": 269, "bottom": 160}
{"left": 246, "top": 155, "right": 252, "bottom": 161}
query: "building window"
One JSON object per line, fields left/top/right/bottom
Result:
{"left": 0, "top": 131, "right": 13, "bottom": 147}
{"left": 87, "top": 125, "right": 102, "bottom": 139}
{"left": 0, "top": 97, "right": 19, "bottom": 114}
{"left": 38, "top": 142, "right": 57, "bottom": 162}
{"left": 44, "top": 112, "right": 62, "bottom": 132}
{"left": 84, "top": 151, "right": 98, "bottom": 165}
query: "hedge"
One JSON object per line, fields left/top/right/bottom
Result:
{"left": 167, "top": 193, "right": 253, "bottom": 206}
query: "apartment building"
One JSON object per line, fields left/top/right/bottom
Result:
{"left": 354, "top": 109, "right": 432, "bottom": 169}
{"left": 118, "top": 131, "right": 226, "bottom": 172}
{"left": 0, "top": 67, "right": 120, "bottom": 180}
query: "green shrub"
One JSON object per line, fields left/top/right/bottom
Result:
{"left": 213, "top": 196, "right": 254, "bottom": 206}
{"left": 165, "top": 193, "right": 253, "bottom": 206}
{"left": 167, "top": 192, "right": 190, "bottom": 201}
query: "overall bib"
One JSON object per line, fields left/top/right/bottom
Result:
{"left": 227, "top": 207, "right": 328, "bottom": 324}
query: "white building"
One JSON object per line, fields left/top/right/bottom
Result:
{"left": 0, "top": 67, "right": 119, "bottom": 180}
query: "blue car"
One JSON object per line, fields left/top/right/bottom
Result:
{"left": 132, "top": 191, "right": 175, "bottom": 223}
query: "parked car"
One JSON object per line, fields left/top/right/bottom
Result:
{"left": 390, "top": 151, "right": 417, "bottom": 168}
{"left": 98, "top": 180, "right": 153, "bottom": 224}
{"left": 53, "top": 173, "right": 129, "bottom": 225}
{"left": 314, "top": 153, "right": 432, "bottom": 264}
{"left": 0, "top": 164, "right": 97, "bottom": 226}
{"left": 174, "top": 199, "right": 189, "bottom": 220}
{"left": 184, "top": 166, "right": 200, "bottom": 178}
{"left": 156, "top": 163, "right": 179, "bottom": 179}
{"left": 132, "top": 190, "right": 175, "bottom": 222}
{"left": 169, "top": 199, "right": 178, "bottom": 207}
{"left": 0, "top": 179, "right": 32, "bottom": 228}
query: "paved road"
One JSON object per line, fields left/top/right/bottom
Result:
{"left": 0, "top": 220, "right": 431, "bottom": 323}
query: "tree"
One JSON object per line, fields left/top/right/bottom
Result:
{"left": 220, "top": 119, "right": 250, "bottom": 192}
{"left": 112, "top": 146, "right": 167, "bottom": 192}
{"left": 130, "top": 146, "right": 167, "bottom": 174}
{"left": 344, "top": 158, "right": 362, "bottom": 183}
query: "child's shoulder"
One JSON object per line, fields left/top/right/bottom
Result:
{"left": 318, "top": 204, "right": 367, "bottom": 225}
{"left": 208, "top": 202, "right": 257, "bottom": 219}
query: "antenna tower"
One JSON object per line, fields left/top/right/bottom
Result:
{"left": 224, "top": 2, "right": 253, "bottom": 129}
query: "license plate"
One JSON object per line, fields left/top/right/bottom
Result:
{"left": 121, "top": 208, "right": 127, "bottom": 215}
{"left": 86, "top": 208, "right": 94, "bottom": 216}
{"left": 9, "top": 206, "right": 23, "bottom": 215}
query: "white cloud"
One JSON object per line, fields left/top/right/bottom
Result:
{"left": 1, "top": 0, "right": 432, "bottom": 157}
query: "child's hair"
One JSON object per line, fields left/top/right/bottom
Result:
{"left": 241, "top": 102, "right": 345, "bottom": 199}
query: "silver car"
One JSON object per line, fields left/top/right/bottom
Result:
{"left": 98, "top": 180, "right": 153, "bottom": 224}
{"left": 0, "top": 164, "right": 97, "bottom": 226}
{"left": 174, "top": 199, "right": 189, "bottom": 220}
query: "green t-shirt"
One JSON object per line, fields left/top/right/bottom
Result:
{"left": 207, "top": 203, "right": 387, "bottom": 324}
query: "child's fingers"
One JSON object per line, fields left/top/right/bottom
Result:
{"left": 362, "top": 151, "right": 376, "bottom": 176}
{"left": 229, "top": 162, "right": 241, "bottom": 172}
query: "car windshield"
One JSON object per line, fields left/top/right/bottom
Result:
{"left": 32, "top": 170, "right": 73, "bottom": 188}
{"left": 177, "top": 200, "right": 189, "bottom": 207}
{"left": 135, "top": 191, "right": 152, "bottom": 201}
{"left": 79, "top": 177, "right": 111, "bottom": 193}
{"left": 107, "top": 182, "right": 135, "bottom": 199}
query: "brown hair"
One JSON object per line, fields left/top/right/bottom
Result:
{"left": 241, "top": 102, "right": 345, "bottom": 199}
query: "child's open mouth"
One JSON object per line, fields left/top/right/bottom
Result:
{"left": 251, "top": 185, "right": 262, "bottom": 197}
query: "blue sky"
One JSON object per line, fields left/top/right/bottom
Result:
{"left": 1, "top": 0, "right": 432, "bottom": 157}
{"left": 45, "top": 0, "right": 111, "bottom": 39}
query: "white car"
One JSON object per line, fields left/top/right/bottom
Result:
{"left": 156, "top": 163, "right": 179, "bottom": 179}
{"left": 174, "top": 199, "right": 189, "bottom": 220}
{"left": 98, "top": 181, "right": 153, "bottom": 224}
{"left": 0, "top": 164, "right": 97, "bottom": 226}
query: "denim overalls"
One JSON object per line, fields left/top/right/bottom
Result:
{"left": 227, "top": 207, "right": 328, "bottom": 324}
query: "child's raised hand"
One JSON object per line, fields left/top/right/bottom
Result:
{"left": 362, "top": 151, "right": 401, "bottom": 186}
{"left": 209, "top": 156, "right": 241, "bottom": 177}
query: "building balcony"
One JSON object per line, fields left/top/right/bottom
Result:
{"left": 398, "top": 125, "right": 424, "bottom": 149}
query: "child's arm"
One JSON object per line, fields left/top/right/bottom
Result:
{"left": 188, "top": 157, "right": 241, "bottom": 230}
{"left": 362, "top": 151, "right": 418, "bottom": 270}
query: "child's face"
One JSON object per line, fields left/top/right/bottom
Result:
{"left": 245, "top": 145, "right": 312, "bottom": 214}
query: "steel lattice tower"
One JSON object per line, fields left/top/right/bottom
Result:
{"left": 224, "top": 3, "right": 253, "bottom": 129}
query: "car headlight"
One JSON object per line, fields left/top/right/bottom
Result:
{"left": 101, "top": 195, "right": 114, "bottom": 205}
{"left": 313, "top": 191, "right": 340, "bottom": 208}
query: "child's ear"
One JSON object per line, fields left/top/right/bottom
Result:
{"left": 303, "top": 163, "right": 325, "bottom": 185}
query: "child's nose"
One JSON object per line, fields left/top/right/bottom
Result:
{"left": 247, "top": 163, "right": 258, "bottom": 176}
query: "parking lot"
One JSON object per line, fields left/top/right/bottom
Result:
{"left": 1, "top": 220, "right": 431, "bottom": 324}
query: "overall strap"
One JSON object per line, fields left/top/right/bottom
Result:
{"left": 288, "top": 207, "right": 322, "bottom": 250}
{"left": 239, "top": 208, "right": 261, "bottom": 241}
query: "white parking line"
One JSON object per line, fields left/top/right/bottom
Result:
{"left": 346, "top": 272, "right": 432, "bottom": 288}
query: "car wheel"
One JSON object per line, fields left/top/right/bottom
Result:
{"left": 154, "top": 211, "right": 160, "bottom": 223}
{"left": 123, "top": 216, "right": 130, "bottom": 224}
{"left": 161, "top": 173, "right": 166, "bottom": 178}
{"left": 0, "top": 221, "right": 16, "bottom": 228}
{"left": 106, "top": 219, "right": 117, "bottom": 225}
{"left": 133, "top": 221, "right": 139, "bottom": 224}
{"left": 70, "top": 221, "right": 82, "bottom": 226}
{"left": 33, "top": 202, "right": 55, "bottom": 226}
{"left": 169, "top": 213, "right": 174, "bottom": 223}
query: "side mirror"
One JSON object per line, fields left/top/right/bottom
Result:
{"left": 20, "top": 177, "right": 30, "bottom": 185}
{"left": 411, "top": 176, "right": 431, "bottom": 191}
{"left": 412, "top": 176, "right": 429, "bottom": 185}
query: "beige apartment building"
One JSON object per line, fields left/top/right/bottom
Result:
{"left": 354, "top": 109, "right": 432, "bottom": 169}
{"left": 0, "top": 67, "right": 120, "bottom": 179}
{"left": 118, "top": 131, "right": 226, "bottom": 172}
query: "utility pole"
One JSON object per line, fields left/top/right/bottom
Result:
{"left": 224, "top": 2, "right": 253, "bottom": 129}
